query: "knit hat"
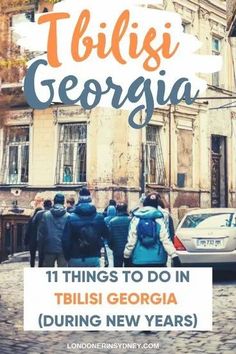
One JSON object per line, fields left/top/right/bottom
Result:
{"left": 54, "top": 193, "right": 65, "bottom": 205}
{"left": 43, "top": 199, "right": 52, "bottom": 209}
{"left": 143, "top": 193, "right": 159, "bottom": 208}
{"left": 79, "top": 187, "right": 90, "bottom": 196}
{"left": 78, "top": 187, "right": 92, "bottom": 203}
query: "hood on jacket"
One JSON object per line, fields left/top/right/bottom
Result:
{"left": 50, "top": 204, "right": 67, "bottom": 217}
{"left": 107, "top": 205, "right": 116, "bottom": 217}
{"left": 158, "top": 205, "right": 169, "bottom": 216}
{"left": 134, "top": 206, "right": 163, "bottom": 219}
{"left": 74, "top": 202, "right": 97, "bottom": 217}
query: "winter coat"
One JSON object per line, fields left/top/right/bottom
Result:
{"left": 62, "top": 202, "right": 109, "bottom": 261}
{"left": 32, "top": 208, "right": 51, "bottom": 236}
{"left": 124, "top": 206, "right": 177, "bottom": 265}
{"left": 24, "top": 208, "right": 42, "bottom": 251}
{"left": 38, "top": 204, "right": 69, "bottom": 254}
{"left": 108, "top": 213, "right": 131, "bottom": 257}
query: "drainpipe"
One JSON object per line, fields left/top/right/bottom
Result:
{"left": 168, "top": 104, "right": 172, "bottom": 211}
{"left": 140, "top": 111, "right": 145, "bottom": 195}
{"left": 141, "top": 143, "right": 145, "bottom": 194}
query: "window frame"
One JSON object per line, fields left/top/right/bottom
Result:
{"left": 211, "top": 36, "right": 221, "bottom": 87}
{"left": 145, "top": 125, "right": 166, "bottom": 186}
{"left": 10, "top": 11, "right": 35, "bottom": 55}
{"left": 56, "top": 122, "right": 87, "bottom": 185}
{"left": 182, "top": 21, "right": 191, "bottom": 34}
{"left": 3, "top": 126, "right": 30, "bottom": 185}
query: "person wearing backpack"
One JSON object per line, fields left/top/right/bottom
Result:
{"left": 62, "top": 188, "right": 109, "bottom": 267}
{"left": 108, "top": 203, "right": 131, "bottom": 267}
{"left": 38, "top": 193, "right": 69, "bottom": 267}
{"left": 123, "top": 193, "right": 181, "bottom": 267}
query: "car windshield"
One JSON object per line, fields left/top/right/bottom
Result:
{"left": 181, "top": 213, "right": 235, "bottom": 228}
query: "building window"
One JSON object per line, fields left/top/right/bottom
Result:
{"left": 177, "top": 129, "right": 193, "bottom": 188}
{"left": 56, "top": 123, "right": 87, "bottom": 184}
{"left": 2, "top": 126, "right": 29, "bottom": 184}
{"left": 10, "top": 12, "right": 34, "bottom": 51}
{"left": 7, "top": 11, "right": 34, "bottom": 83}
{"left": 212, "top": 37, "right": 221, "bottom": 87}
{"left": 145, "top": 125, "right": 166, "bottom": 185}
{"left": 11, "top": 11, "right": 35, "bottom": 26}
{"left": 182, "top": 22, "right": 190, "bottom": 33}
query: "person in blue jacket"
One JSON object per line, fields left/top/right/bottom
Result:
{"left": 124, "top": 193, "right": 181, "bottom": 267}
{"left": 62, "top": 187, "right": 109, "bottom": 267}
{"left": 104, "top": 205, "right": 117, "bottom": 227}
{"left": 108, "top": 203, "right": 131, "bottom": 267}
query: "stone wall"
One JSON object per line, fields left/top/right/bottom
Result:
{"left": 227, "top": 0, "right": 236, "bottom": 29}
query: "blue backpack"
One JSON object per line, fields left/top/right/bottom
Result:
{"left": 137, "top": 219, "right": 158, "bottom": 248}
{"left": 132, "top": 216, "right": 167, "bottom": 265}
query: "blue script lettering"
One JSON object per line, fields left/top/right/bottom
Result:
{"left": 24, "top": 59, "right": 199, "bottom": 128}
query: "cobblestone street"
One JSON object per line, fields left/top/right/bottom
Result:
{"left": 0, "top": 261, "right": 235, "bottom": 354}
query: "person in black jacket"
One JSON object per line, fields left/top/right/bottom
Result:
{"left": 32, "top": 199, "right": 52, "bottom": 266}
{"left": 25, "top": 207, "right": 42, "bottom": 267}
{"left": 62, "top": 188, "right": 109, "bottom": 267}
{"left": 108, "top": 203, "right": 131, "bottom": 267}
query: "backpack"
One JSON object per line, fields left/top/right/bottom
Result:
{"left": 132, "top": 217, "right": 167, "bottom": 265}
{"left": 75, "top": 222, "right": 97, "bottom": 252}
{"left": 137, "top": 218, "right": 158, "bottom": 248}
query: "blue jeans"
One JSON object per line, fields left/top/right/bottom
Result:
{"left": 68, "top": 257, "right": 100, "bottom": 267}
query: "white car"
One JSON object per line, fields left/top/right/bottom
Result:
{"left": 174, "top": 208, "right": 236, "bottom": 270}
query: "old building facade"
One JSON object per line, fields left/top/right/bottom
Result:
{"left": 0, "top": 0, "right": 236, "bottom": 258}
{"left": 227, "top": 0, "right": 236, "bottom": 34}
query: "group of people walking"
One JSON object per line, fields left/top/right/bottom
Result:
{"left": 25, "top": 188, "right": 181, "bottom": 268}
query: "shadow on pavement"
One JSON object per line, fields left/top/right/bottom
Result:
{"left": 213, "top": 270, "right": 236, "bottom": 283}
